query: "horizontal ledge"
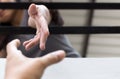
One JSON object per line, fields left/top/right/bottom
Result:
{"left": 0, "top": 26, "right": 120, "bottom": 34}
{"left": 1, "top": 3, "right": 120, "bottom": 9}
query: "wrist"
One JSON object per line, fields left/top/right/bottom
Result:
{"left": 36, "top": 5, "right": 51, "bottom": 24}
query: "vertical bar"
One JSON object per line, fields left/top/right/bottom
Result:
{"left": 81, "top": 0, "right": 95, "bottom": 57}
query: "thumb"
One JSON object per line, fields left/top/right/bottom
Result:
{"left": 40, "top": 50, "right": 66, "bottom": 67}
{"left": 28, "top": 3, "right": 38, "bottom": 17}
{"left": 6, "top": 39, "right": 22, "bottom": 57}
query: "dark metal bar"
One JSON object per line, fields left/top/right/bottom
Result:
{"left": 82, "top": 0, "right": 95, "bottom": 57}
{"left": 0, "top": 26, "right": 120, "bottom": 34}
{"left": 1, "top": 2, "right": 120, "bottom": 9}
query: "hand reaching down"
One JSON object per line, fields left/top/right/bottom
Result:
{"left": 23, "top": 3, "right": 51, "bottom": 50}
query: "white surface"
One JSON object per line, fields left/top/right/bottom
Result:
{"left": 0, "top": 59, "right": 6, "bottom": 79}
{"left": 1, "top": 58, "right": 120, "bottom": 79}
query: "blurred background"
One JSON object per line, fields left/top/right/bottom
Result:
{"left": 33, "top": 0, "right": 120, "bottom": 57}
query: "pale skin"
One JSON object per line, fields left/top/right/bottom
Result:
{"left": 5, "top": 39, "right": 66, "bottom": 79}
{"left": 0, "top": 0, "right": 52, "bottom": 57}
{"left": 23, "top": 3, "right": 51, "bottom": 50}
{"left": 0, "top": 0, "right": 66, "bottom": 79}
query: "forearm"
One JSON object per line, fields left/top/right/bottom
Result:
{"left": 39, "top": 5, "right": 51, "bottom": 24}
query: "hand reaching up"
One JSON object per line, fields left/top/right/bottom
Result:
{"left": 5, "top": 39, "right": 65, "bottom": 79}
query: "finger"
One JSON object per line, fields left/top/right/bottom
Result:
{"left": 40, "top": 30, "right": 48, "bottom": 50}
{"left": 40, "top": 50, "right": 66, "bottom": 67}
{"left": 7, "top": 39, "right": 22, "bottom": 57}
{"left": 23, "top": 39, "right": 33, "bottom": 50}
{"left": 31, "top": 11, "right": 49, "bottom": 50}
{"left": 23, "top": 38, "right": 33, "bottom": 46}
{"left": 40, "top": 17, "right": 49, "bottom": 50}
{"left": 23, "top": 34, "right": 40, "bottom": 50}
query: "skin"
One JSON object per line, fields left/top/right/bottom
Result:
{"left": 5, "top": 39, "right": 66, "bottom": 79}
{"left": 0, "top": 0, "right": 51, "bottom": 57}
{"left": 0, "top": 1, "right": 65, "bottom": 79}
{"left": 23, "top": 4, "right": 51, "bottom": 50}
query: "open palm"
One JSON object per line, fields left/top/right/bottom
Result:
{"left": 5, "top": 39, "right": 65, "bottom": 79}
